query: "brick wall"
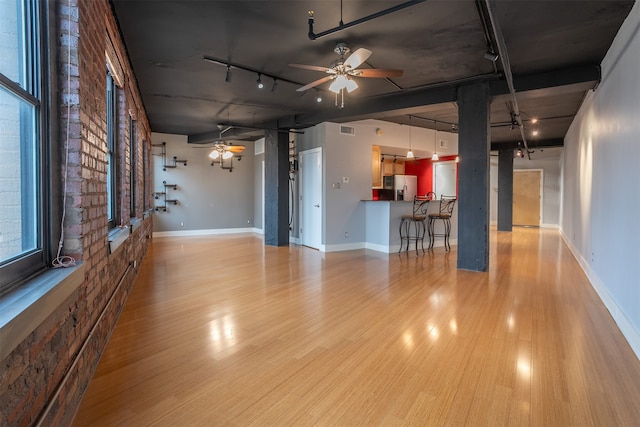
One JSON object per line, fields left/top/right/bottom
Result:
{"left": 0, "top": 0, "right": 154, "bottom": 425}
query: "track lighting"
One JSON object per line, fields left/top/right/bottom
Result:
{"left": 316, "top": 91, "right": 322, "bottom": 103}
{"left": 225, "top": 65, "right": 232, "bottom": 83}
{"left": 484, "top": 50, "right": 499, "bottom": 62}
{"left": 271, "top": 78, "right": 278, "bottom": 93}
{"left": 256, "top": 74, "right": 264, "bottom": 89}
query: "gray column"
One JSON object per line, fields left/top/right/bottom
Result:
{"left": 456, "top": 82, "right": 491, "bottom": 272}
{"left": 497, "top": 149, "right": 513, "bottom": 231}
{"left": 264, "top": 129, "right": 289, "bottom": 246}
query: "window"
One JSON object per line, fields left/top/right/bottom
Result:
{"left": 0, "top": 0, "right": 49, "bottom": 293}
{"left": 106, "top": 70, "right": 118, "bottom": 229}
{"left": 129, "top": 116, "right": 137, "bottom": 217}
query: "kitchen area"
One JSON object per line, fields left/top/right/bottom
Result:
{"left": 363, "top": 142, "right": 459, "bottom": 253}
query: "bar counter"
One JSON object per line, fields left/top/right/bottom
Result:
{"left": 361, "top": 199, "right": 458, "bottom": 253}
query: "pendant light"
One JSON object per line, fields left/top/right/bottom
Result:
{"left": 406, "top": 115, "right": 414, "bottom": 159}
{"left": 431, "top": 119, "right": 439, "bottom": 161}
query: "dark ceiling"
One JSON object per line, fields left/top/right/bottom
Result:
{"left": 111, "top": 0, "right": 634, "bottom": 149}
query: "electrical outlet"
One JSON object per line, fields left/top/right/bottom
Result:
{"left": 342, "top": 176, "right": 349, "bottom": 184}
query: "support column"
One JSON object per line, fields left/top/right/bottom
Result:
{"left": 497, "top": 149, "right": 513, "bottom": 231}
{"left": 456, "top": 82, "right": 491, "bottom": 272}
{"left": 264, "top": 129, "right": 289, "bottom": 246}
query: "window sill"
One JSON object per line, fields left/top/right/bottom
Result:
{"left": 0, "top": 263, "right": 85, "bottom": 361}
{"left": 109, "top": 226, "right": 130, "bottom": 254}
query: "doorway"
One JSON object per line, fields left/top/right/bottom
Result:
{"left": 513, "top": 169, "right": 542, "bottom": 226}
{"left": 299, "top": 148, "right": 322, "bottom": 249}
{"left": 433, "top": 161, "right": 457, "bottom": 198}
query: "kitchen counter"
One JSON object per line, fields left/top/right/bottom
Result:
{"left": 361, "top": 199, "right": 458, "bottom": 253}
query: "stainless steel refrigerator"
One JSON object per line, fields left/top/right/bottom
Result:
{"left": 394, "top": 175, "right": 417, "bottom": 201}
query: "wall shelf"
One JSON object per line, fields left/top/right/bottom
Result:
{"left": 154, "top": 181, "right": 179, "bottom": 212}
{"left": 152, "top": 142, "right": 188, "bottom": 170}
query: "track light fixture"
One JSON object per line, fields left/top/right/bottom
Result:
{"left": 271, "top": 78, "right": 278, "bottom": 93}
{"left": 225, "top": 65, "right": 232, "bottom": 83}
{"left": 256, "top": 74, "right": 264, "bottom": 89}
{"left": 315, "top": 90, "right": 322, "bottom": 103}
{"left": 484, "top": 50, "right": 499, "bottom": 62}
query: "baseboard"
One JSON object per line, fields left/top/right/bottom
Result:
{"left": 559, "top": 228, "right": 640, "bottom": 361}
{"left": 322, "top": 242, "right": 366, "bottom": 252}
{"left": 541, "top": 223, "right": 559, "bottom": 229}
{"left": 153, "top": 227, "right": 258, "bottom": 238}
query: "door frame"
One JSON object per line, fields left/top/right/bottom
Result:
{"left": 299, "top": 147, "right": 323, "bottom": 249}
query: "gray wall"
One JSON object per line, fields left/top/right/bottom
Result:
{"left": 295, "top": 120, "right": 458, "bottom": 249}
{"left": 490, "top": 147, "right": 562, "bottom": 227}
{"left": 151, "top": 132, "right": 255, "bottom": 233}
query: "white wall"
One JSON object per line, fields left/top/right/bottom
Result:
{"left": 151, "top": 132, "right": 256, "bottom": 234}
{"left": 561, "top": 2, "right": 640, "bottom": 358}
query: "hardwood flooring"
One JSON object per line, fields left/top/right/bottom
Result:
{"left": 72, "top": 228, "right": 640, "bottom": 426}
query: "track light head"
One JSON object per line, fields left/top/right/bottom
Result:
{"left": 225, "top": 65, "right": 232, "bottom": 83}
{"left": 271, "top": 78, "right": 278, "bottom": 93}
{"left": 484, "top": 50, "right": 499, "bottom": 62}
{"left": 256, "top": 74, "right": 264, "bottom": 89}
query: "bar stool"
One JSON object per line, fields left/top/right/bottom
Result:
{"left": 399, "top": 195, "right": 432, "bottom": 255}
{"left": 428, "top": 196, "right": 457, "bottom": 251}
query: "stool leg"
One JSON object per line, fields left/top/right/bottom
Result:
{"left": 444, "top": 218, "right": 451, "bottom": 251}
{"left": 419, "top": 220, "right": 426, "bottom": 253}
{"left": 428, "top": 218, "right": 434, "bottom": 250}
{"left": 398, "top": 219, "right": 404, "bottom": 253}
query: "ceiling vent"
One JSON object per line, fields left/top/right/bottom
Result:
{"left": 340, "top": 125, "right": 355, "bottom": 136}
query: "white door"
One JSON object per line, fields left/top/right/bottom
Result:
{"left": 434, "top": 161, "right": 457, "bottom": 198}
{"left": 300, "top": 148, "right": 322, "bottom": 249}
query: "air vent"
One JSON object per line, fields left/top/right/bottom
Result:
{"left": 254, "top": 138, "right": 265, "bottom": 155}
{"left": 340, "top": 125, "right": 355, "bottom": 136}
{"left": 439, "top": 139, "right": 448, "bottom": 149}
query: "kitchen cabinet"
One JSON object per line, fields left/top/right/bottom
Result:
{"left": 382, "top": 159, "right": 404, "bottom": 176}
{"left": 372, "top": 145, "right": 381, "bottom": 187}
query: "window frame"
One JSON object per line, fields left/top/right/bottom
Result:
{"left": 129, "top": 115, "right": 137, "bottom": 218}
{"left": 106, "top": 69, "right": 118, "bottom": 229}
{"left": 0, "top": 0, "right": 53, "bottom": 294}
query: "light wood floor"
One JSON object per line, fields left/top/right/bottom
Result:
{"left": 72, "top": 228, "right": 640, "bottom": 426}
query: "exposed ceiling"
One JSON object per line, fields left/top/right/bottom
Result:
{"left": 111, "top": 0, "right": 634, "bottom": 150}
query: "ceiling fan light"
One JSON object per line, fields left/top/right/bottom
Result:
{"left": 345, "top": 78, "right": 358, "bottom": 93}
{"left": 209, "top": 150, "right": 220, "bottom": 160}
{"left": 222, "top": 151, "right": 234, "bottom": 160}
{"left": 328, "top": 79, "right": 341, "bottom": 94}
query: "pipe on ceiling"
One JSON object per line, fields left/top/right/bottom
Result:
{"left": 307, "top": 0, "right": 426, "bottom": 40}
{"left": 484, "top": 0, "right": 531, "bottom": 159}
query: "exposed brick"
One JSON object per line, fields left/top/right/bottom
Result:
{"left": 0, "top": 0, "right": 152, "bottom": 425}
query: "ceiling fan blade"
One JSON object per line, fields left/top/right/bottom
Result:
{"left": 344, "top": 48, "right": 372, "bottom": 70}
{"left": 226, "top": 145, "right": 245, "bottom": 153}
{"left": 289, "top": 63, "right": 333, "bottom": 73}
{"left": 296, "top": 75, "right": 334, "bottom": 92}
{"left": 355, "top": 68, "right": 404, "bottom": 78}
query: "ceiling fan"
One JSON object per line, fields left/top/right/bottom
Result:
{"left": 290, "top": 42, "right": 403, "bottom": 107}
{"left": 195, "top": 125, "right": 246, "bottom": 171}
